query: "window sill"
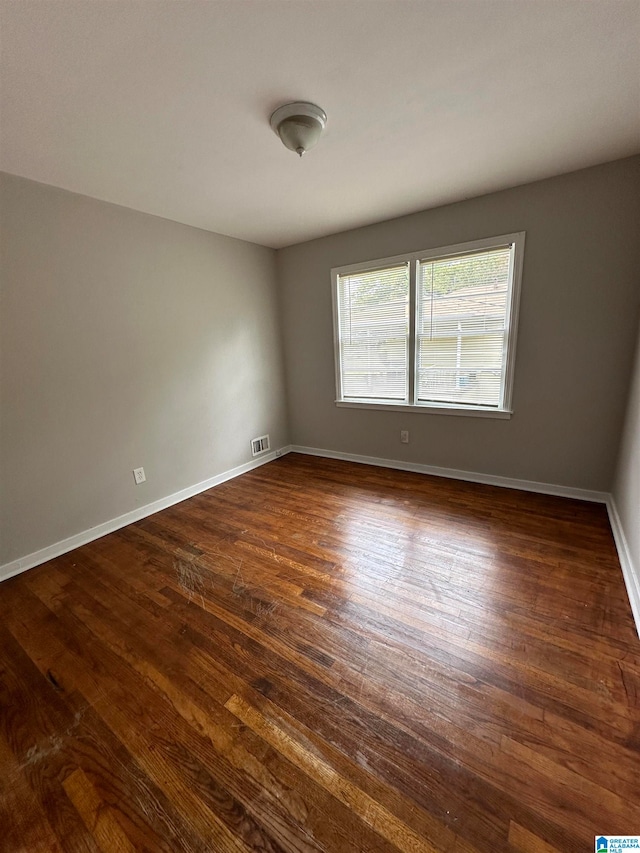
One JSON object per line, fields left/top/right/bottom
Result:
{"left": 335, "top": 400, "right": 512, "bottom": 419}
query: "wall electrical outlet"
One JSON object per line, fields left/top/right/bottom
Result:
{"left": 133, "top": 467, "right": 146, "bottom": 485}
{"left": 400, "top": 430, "right": 409, "bottom": 444}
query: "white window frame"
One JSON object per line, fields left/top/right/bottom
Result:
{"left": 331, "top": 232, "right": 525, "bottom": 418}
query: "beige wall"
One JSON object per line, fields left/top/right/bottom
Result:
{"left": 0, "top": 173, "right": 289, "bottom": 566}
{"left": 277, "top": 157, "right": 640, "bottom": 491}
{"left": 613, "top": 318, "right": 640, "bottom": 592}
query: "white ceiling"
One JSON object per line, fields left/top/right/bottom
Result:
{"left": 1, "top": 1, "right": 639, "bottom": 249}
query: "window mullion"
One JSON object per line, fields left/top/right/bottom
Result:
{"left": 408, "top": 259, "right": 417, "bottom": 405}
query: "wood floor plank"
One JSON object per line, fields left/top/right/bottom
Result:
{"left": 225, "top": 693, "right": 445, "bottom": 853}
{"left": 0, "top": 731, "right": 64, "bottom": 853}
{"left": 25, "top": 570, "right": 400, "bottom": 852}
{"left": 1, "top": 453, "right": 639, "bottom": 852}
{"left": 63, "top": 768, "right": 137, "bottom": 853}
{"left": 508, "top": 821, "right": 562, "bottom": 853}
{"left": 1, "top": 615, "right": 210, "bottom": 852}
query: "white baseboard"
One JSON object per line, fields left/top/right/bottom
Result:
{"left": 0, "top": 449, "right": 290, "bottom": 584}
{"left": 606, "top": 497, "right": 640, "bottom": 639}
{"left": 289, "top": 445, "right": 609, "bottom": 503}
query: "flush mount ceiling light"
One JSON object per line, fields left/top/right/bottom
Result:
{"left": 270, "top": 101, "right": 327, "bottom": 157}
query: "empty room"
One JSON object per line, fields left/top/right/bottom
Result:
{"left": 1, "top": 1, "right": 640, "bottom": 851}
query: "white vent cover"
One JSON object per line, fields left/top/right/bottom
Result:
{"left": 251, "top": 434, "right": 270, "bottom": 456}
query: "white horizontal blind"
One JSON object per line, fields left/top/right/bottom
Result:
{"left": 337, "top": 264, "right": 410, "bottom": 401}
{"left": 416, "top": 246, "right": 512, "bottom": 407}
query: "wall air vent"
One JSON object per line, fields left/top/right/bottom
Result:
{"left": 251, "top": 434, "right": 270, "bottom": 456}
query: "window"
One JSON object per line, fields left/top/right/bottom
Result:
{"left": 332, "top": 232, "right": 525, "bottom": 417}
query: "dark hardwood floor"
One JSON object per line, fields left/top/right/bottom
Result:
{"left": 1, "top": 453, "right": 639, "bottom": 852}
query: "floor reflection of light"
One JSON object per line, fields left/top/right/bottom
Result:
{"left": 327, "top": 493, "right": 531, "bottom": 656}
{"left": 316, "top": 491, "right": 559, "bottom": 732}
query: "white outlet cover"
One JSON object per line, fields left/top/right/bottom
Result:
{"left": 133, "top": 467, "right": 146, "bottom": 484}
